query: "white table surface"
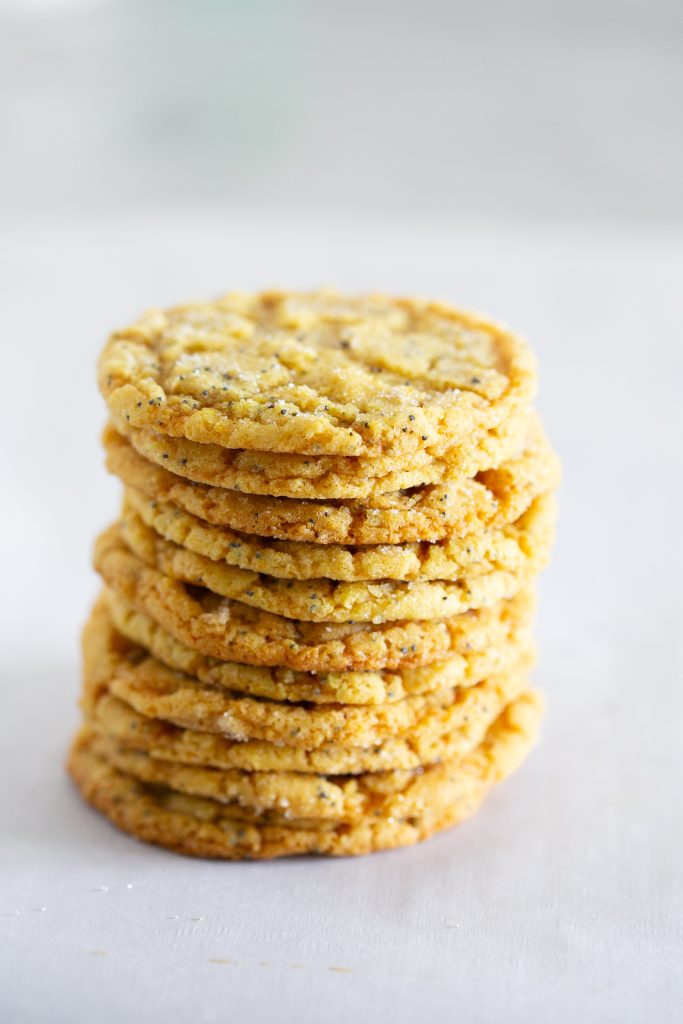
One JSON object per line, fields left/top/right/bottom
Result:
{"left": 1, "top": 215, "right": 681, "bottom": 1023}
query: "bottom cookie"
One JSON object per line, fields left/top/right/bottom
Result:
{"left": 67, "top": 692, "right": 542, "bottom": 859}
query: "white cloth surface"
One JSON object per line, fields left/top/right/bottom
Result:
{"left": 1, "top": 216, "right": 681, "bottom": 1023}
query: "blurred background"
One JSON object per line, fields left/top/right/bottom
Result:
{"left": 2, "top": 0, "right": 681, "bottom": 227}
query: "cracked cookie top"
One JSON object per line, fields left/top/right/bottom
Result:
{"left": 99, "top": 290, "right": 536, "bottom": 458}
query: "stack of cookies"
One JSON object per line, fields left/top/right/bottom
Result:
{"left": 68, "top": 290, "right": 560, "bottom": 859}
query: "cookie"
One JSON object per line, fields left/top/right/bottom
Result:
{"left": 79, "top": 690, "right": 542, "bottom": 826}
{"left": 107, "top": 589, "right": 532, "bottom": 705}
{"left": 84, "top": 659, "right": 528, "bottom": 773}
{"left": 73, "top": 733, "right": 343, "bottom": 830}
{"left": 112, "top": 410, "right": 530, "bottom": 500}
{"left": 83, "top": 598, "right": 535, "bottom": 751}
{"left": 99, "top": 290, "right": 536, "bottom": 461}
{"left": 116, "top": 493, "right": 555, "bottom": 622}
{"left": 103, "top": 420, "right": 560, "bottom": 545}
{"left": 77, "top": 730, "right": 368, "bottom": 824}
{"left": 67, "top": 692, "right": 542, "bottom": 858}
{"left": 94, "top": 526, "right": 536, "bottom": 671}
{"left": 122, "top": 480, "right": 546, "bottom": 582}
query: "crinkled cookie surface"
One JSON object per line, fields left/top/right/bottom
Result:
{"left": 99, "top": 290, "right": 536, "bottom": 459}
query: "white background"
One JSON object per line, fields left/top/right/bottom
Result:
{"left": 2, "top": 3, "right": 682, "bottom": 1022}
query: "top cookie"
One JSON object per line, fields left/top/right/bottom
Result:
{"left": 99, "top": 290, "right": 536, "bottom": 458}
